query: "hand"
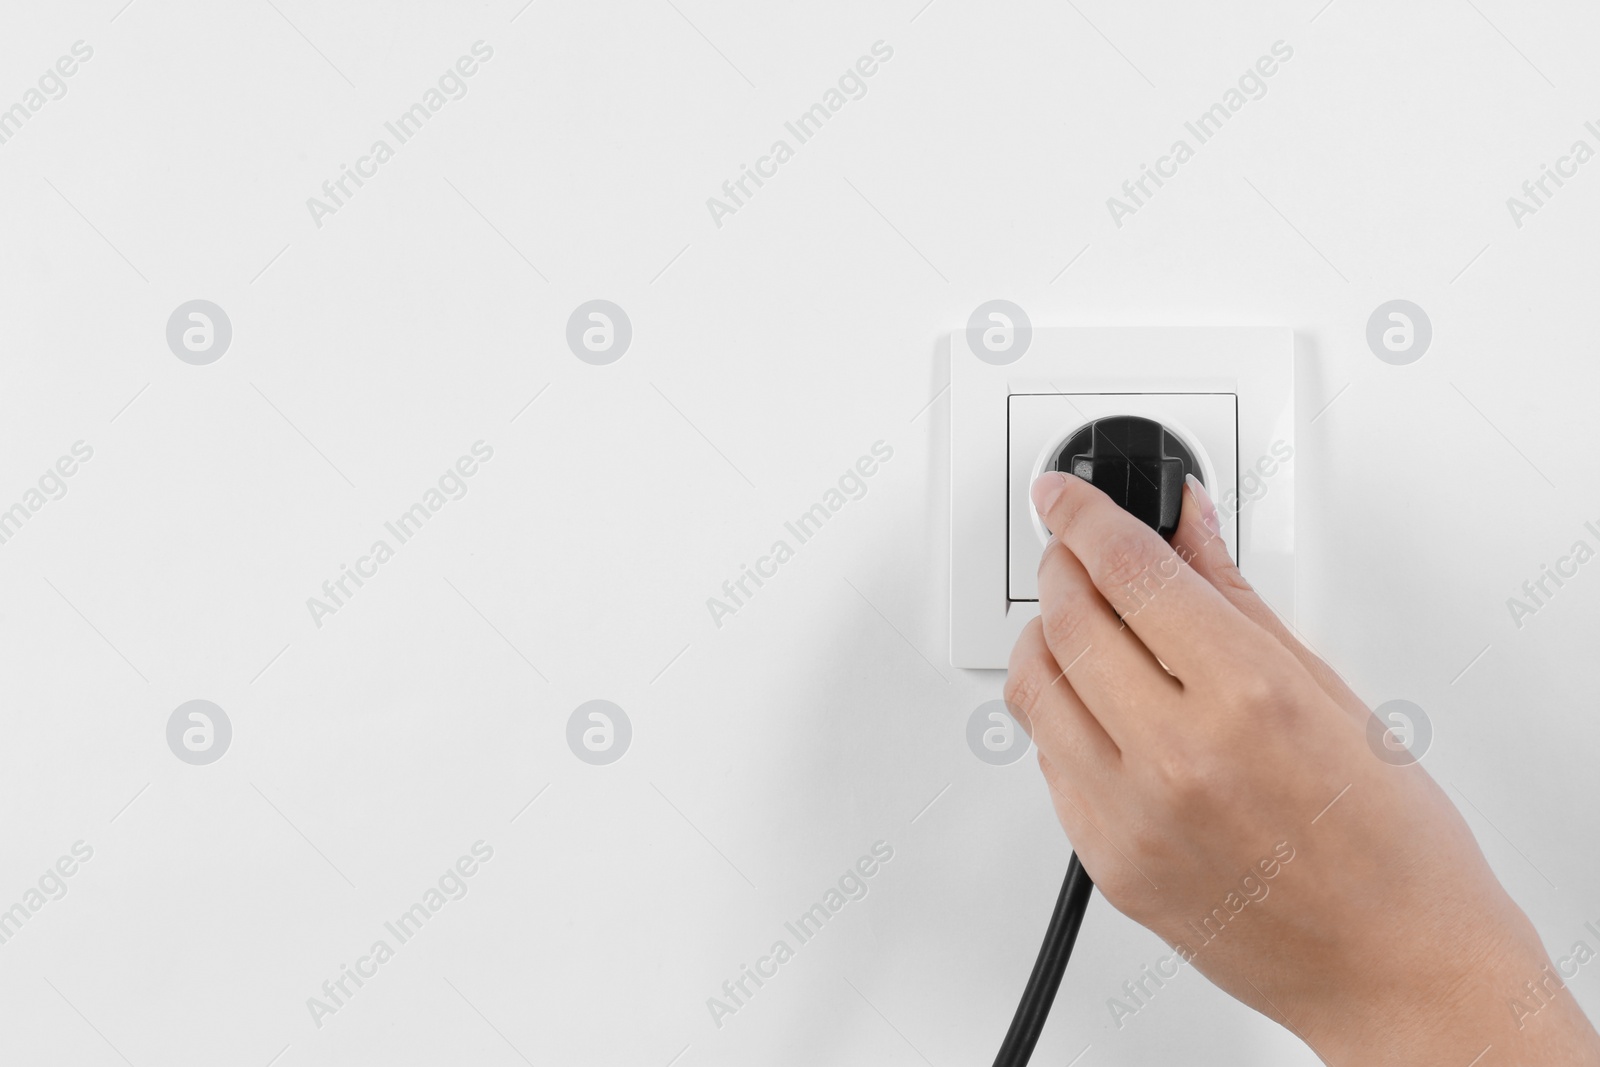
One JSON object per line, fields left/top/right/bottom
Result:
{"left": 1005, "top": 471, "right": 1600, "bottom": 1066}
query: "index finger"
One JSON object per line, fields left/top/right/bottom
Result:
{"left": 1031, "top": 470, "right": 1255, "bottom": 681}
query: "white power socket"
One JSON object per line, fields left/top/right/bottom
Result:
{"left": 951, "top": 327, "right": 1294, "bottom": 669}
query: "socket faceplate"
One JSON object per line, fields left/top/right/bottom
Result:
{"left": 951, "top": 327, "right": 1294, "bottom": 669}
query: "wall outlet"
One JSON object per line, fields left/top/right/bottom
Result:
{"left": 1007, "top": 392, "right": 1239, "bottom": 601}
{"left": 951, "top": 327, "right": 1294, "bottom": 669}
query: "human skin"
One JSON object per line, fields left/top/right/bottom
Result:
{"left": 1004, "top": 470, "right": 1600, "bottom": 1066}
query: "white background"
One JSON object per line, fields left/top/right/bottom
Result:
{"left": 3, "top": 1, "right": 1599, "bottom": 1064}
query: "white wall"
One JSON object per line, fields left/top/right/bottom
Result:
{"left": 1, "top": 1, "right": 1597, "bottom": 1064}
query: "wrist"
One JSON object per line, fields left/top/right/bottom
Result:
{"left": 1299, "top": 924, "right": 1600, "bottom": 1066}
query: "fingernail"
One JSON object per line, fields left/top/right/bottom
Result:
{"left": 1032, "top": 471, "right": 1069, "bottom": 515}
{"left": 1186, "top": 474, "right": 1221, "bottom": 537}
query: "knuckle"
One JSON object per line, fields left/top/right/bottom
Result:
{"left": 1003, "top": 654, "right": 1054, "bottom": 728}
{"left": 1135, "top": 728, "right": 1275, "bottom": 843}
{"left": 1125, "top": 814, "right": 1170, "bottom": 861}
{"left": 1045, "top": 486, "right": 1090, "bottom": 535}
{"left": 1149, "top": 745, "right": 1226, "bottom": 809}
{"left": 1035, "top": 536, "right": 1065, "bottom": 575}
{"left": 1213, "top": 558, "right": 1255, "bottom": 596}
{"left": 1039, "top": 601, "right": 1090, "bottom": 655}
{"left": 1002, "top": 667, "right": 1045, "bottom": 722}
{"left": 1151, "top": 747, "right": 1198, "bottom": 797}
{"left": 1098, "top": 529, "right": 1163, "bottom": 594}
{"left": 1228, "top": 668, "right": 1286, "bottom": 714}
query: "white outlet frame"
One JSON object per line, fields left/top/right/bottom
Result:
{"left": 951, "top": 326, "right": 1295, "bottom": 669}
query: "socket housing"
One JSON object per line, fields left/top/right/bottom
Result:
{"left": 951, "top": 326, "right": 1293, "bottom": 668}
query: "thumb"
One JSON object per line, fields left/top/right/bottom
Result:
{"left": 1171, "top": 473, "right": 1246, "bottom": 598}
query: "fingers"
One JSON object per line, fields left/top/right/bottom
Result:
{"left": 1004, "top": 617, "right": 1120, "bottom": 776}
{"left": 1036, "top": 749, "right": 1106, "bottom": 867}
{"left": 1037, "top": 749, "right": 1160, "bottom": 907}
{"left": 1032, "top": 471, "right": 1255, "bottom": 682}
{"left": 1170, "top": 475, "right": 1370, "bottom": 723}
{"left": 1035, "top": 537, "right": 1179, "bottom": 744}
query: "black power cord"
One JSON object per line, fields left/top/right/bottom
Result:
{"left": 990, "top": 853, "right": 1095, "bottom": 1067}
{"left": 990, "top": 416, "right": 1189, "bottom": 1064}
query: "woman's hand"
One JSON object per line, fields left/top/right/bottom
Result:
{"left": 1005, "top": 471, "right": 1600, "bottom": 1065}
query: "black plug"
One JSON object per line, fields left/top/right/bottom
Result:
{"left": 1052, "top": 415, "right": 1199, "bottom": 541}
